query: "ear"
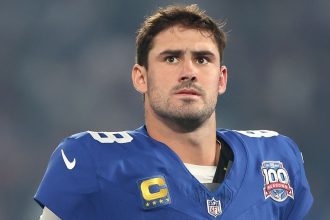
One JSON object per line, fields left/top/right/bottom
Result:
{"left": 132, "top": 64, "right": 147, "bottom": 94}
{"left": 218, "top": 65, "right": 228, "bottom": 95}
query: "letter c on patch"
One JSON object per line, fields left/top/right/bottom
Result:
{"left": 140, "top": 177, "right": 168, "bottom": 201}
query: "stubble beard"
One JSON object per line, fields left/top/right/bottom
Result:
{"left": 147, "top": 84, "right": 218, "bottom": 132}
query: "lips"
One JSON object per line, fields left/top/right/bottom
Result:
{"left": 175, "top": 89, "right": 201, "bottom": 96}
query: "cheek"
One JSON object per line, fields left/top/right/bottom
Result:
{"left": 146, "top": 73, "right": 166, "bottom": 96}
{"left": 147, "top": 68, "right": 176, "bottom": 90}
{"left": 202, "top": 76, "right": 220, "bottom": 90}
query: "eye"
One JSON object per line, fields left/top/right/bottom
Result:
{"left": 165, "top": 56, "right": 179, "bottom": 63}
{"left": 195, "top": 57, "right": 209, "bottom": 64}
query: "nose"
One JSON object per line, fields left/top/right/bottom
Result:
{"left": 179, "top": 59, "right": 197, "bottom": 82}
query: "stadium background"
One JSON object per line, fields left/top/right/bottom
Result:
{"left": 0, "top": 0, "right": 328, "bottom": 219}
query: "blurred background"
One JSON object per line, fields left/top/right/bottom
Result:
{"left": 0, "top": 0, "right": 328, "bottom": 219}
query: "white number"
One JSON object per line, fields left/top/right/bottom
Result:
{"left": 262, "top": 168, "right": 289, "bottom": 184}
{"left": 87, "top": 131, "right": 133, "bottom": 143}
{"left": 235, "top": 130, "right": 279, "bottom": 138}
{"left": 268, "top": 169, "right": 278, "bottom": 182}
{"left": 277, "top": 169, "right": 289, "bottom": 183}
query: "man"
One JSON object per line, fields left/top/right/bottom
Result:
{"left": 35, "top": 4, "right": 313, "bottom": 220}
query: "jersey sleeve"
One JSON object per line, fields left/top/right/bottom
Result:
{"left": 284, "top": 137, "right": 314, "bottom": 220}
{"left": 34, "top": 132, "right": 100, "bottom": 219}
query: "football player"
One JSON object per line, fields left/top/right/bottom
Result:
{"left": 35, "top": 4, "right": 313, "bottom": 220}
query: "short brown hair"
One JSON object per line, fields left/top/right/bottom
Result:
{"left": 136, "top": 4, "right": 227, "bottom": 68}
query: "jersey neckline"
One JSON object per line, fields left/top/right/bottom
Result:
{"left": 133, "top": 125, "right": 248, "bottom": 199}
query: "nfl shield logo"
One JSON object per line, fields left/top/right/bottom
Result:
{"left": 207, "top": 197, "right": 222, "bottom": 217}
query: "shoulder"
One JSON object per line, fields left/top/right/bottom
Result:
{"left": 58, "top": 129, "right": 139, "bottom": 150}
{"left": 46, "top": 130, "right": 139, "bottom": 171}
{"left": 217, "top": 128, "right": 304, "bottom": 165}
{"left": 55, "top": 128, "right": 151, "bottom": 162}
{"left": 218, "top": 128, "right": 284, "bottom": 139}
{"left": 218, "top": 128, "right": 298, "bottom": 148}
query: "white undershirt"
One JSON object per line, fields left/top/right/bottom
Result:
{"left": 39, "top": 163, "right": 215, "bottom": 220}
{"left": 184, "top": 163, "right": 217, "bottom": 183}
{"left": 39, "top": 207, "right": 60, "bottom": 220}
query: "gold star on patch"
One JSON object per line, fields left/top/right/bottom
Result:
{"left": 166, "top": 198, "right": 170, "bottom": 202}
{"left": 145, "top": 202, "right": 149, "bottom": 207}
{"left": 159, "top": 199, "right": 163, "bottom": 203}
{"left": 152, "top": 201, "right": 157, "bottom": 205}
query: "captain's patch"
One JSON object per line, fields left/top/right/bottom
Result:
{"left": 138, "top": 175, "right": 171, "bottom": 209}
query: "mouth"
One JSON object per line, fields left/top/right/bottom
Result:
{"left": 174, "top": 89, "right": 201, "bottom": 96}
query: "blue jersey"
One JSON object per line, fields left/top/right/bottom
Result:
{"left": 34, "top": 126, "right": 313, "bottom": 219}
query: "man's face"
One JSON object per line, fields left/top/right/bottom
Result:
{"left": 139, "top": 25, "right": 227, "bottom": 126}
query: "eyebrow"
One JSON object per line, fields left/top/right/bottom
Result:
{"left": 158, "top": 50, "right": 183, "bottom": 57}
{"left": 158, "top": 49, "right": 216, "bottom": 58}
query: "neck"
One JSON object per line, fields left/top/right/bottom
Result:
{"left": 145, "top": 108, "right": 219, "bottom": 166}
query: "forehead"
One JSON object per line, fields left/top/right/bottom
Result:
{"left": 150, "top": 25, "right": 219, "bottom": 56}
